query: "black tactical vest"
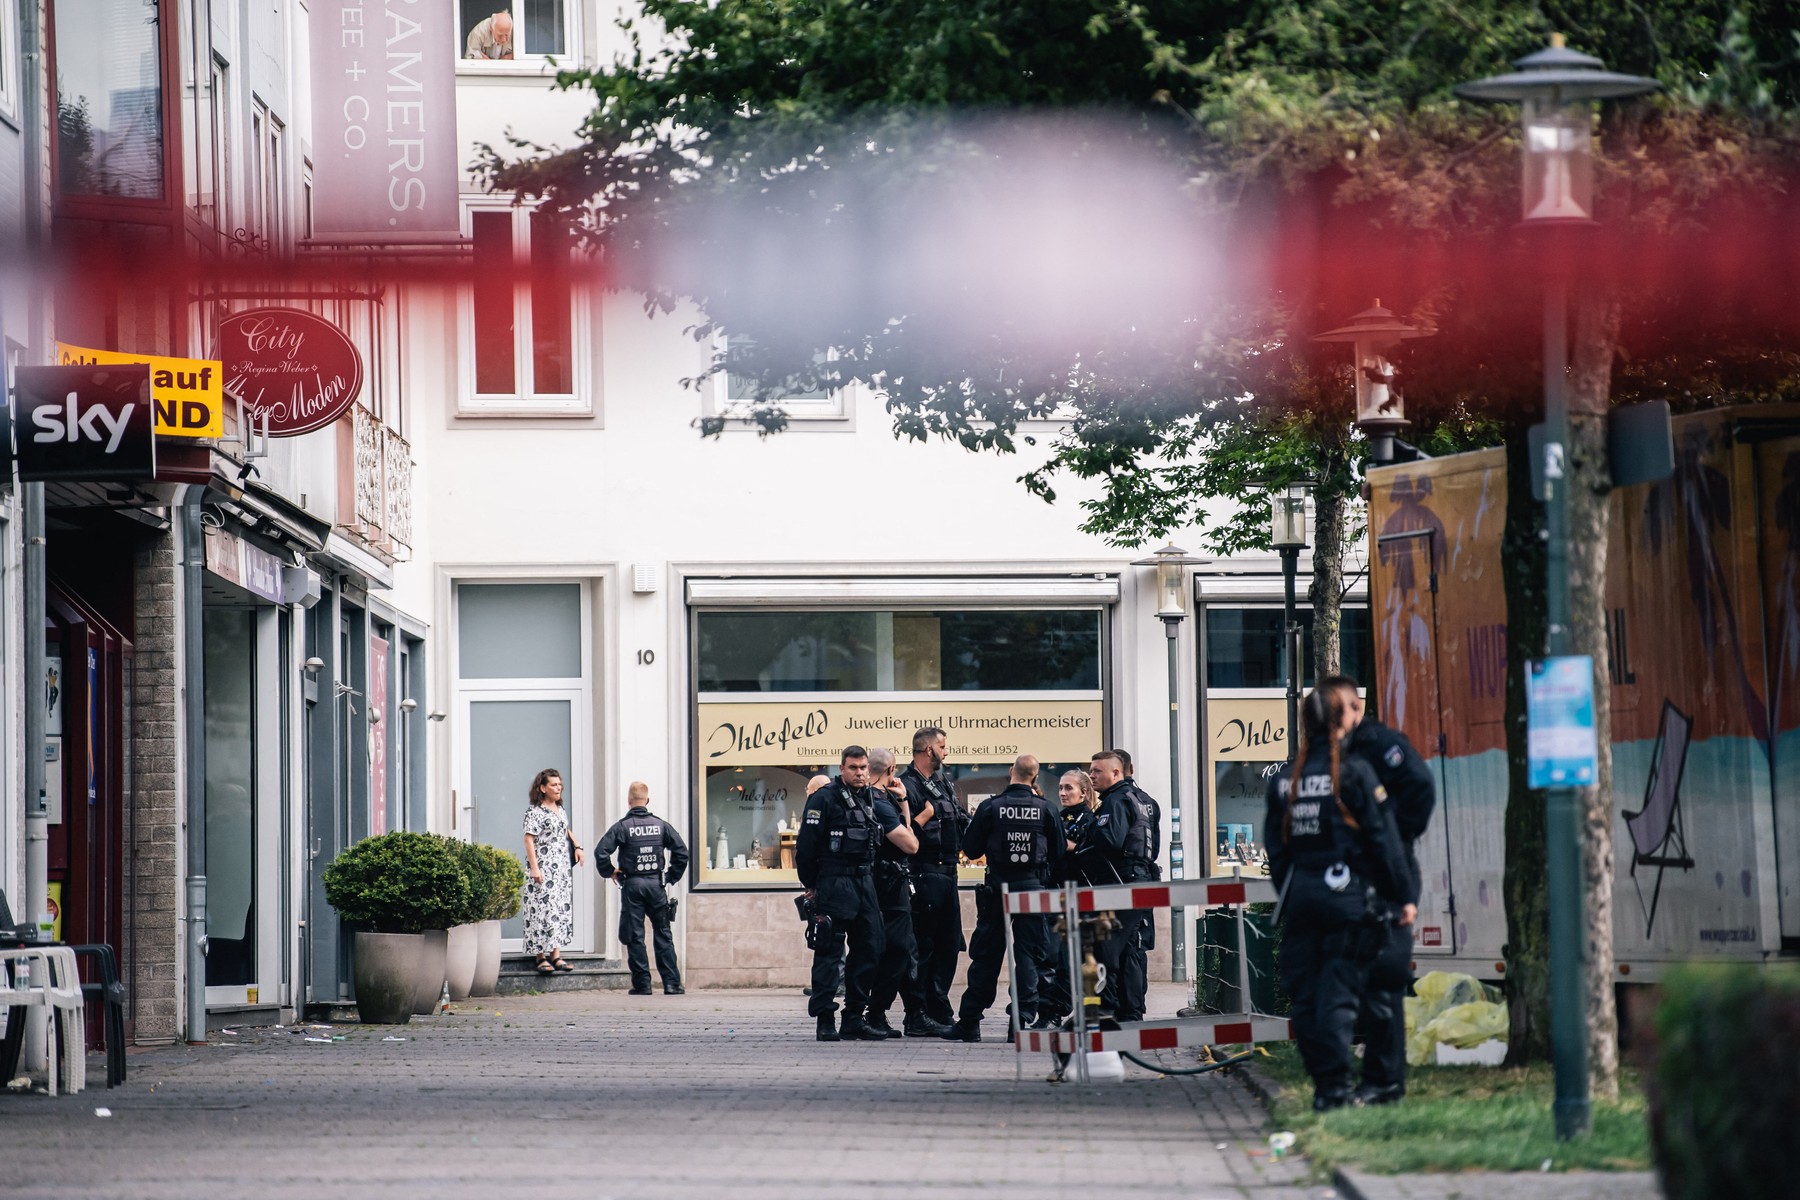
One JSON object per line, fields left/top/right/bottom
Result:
{"left": 1278, "top": 763, "right": 1361, "bottom": 868}
{"left": 904, "top": 766, "right": 957, "bottom": 866}
{"left": 1122, "top": 787, "right": 1156, "bottom": 864}
{"left": 822, "top": 784, "right": 878, "bottom": 869}
{"left": 622, "top": 813, "right": 667, "bottom": 876}
{"left": 988, "top": 791, "right": 1050, "bottom": 878}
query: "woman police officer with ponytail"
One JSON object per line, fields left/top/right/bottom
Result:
{"left": 1264, "top": 686, "right": 1415, "bottom": 1111}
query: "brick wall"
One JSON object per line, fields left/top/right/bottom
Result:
{"left": 128, "top": 533, "right": 181, "bottom": 1043}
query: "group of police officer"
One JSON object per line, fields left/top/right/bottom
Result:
{"left": 794, "top": 681, "right": 1437, "bottom": 1113}
{"left": 794, "top": 726, "right": 1166, "bottom": 1043}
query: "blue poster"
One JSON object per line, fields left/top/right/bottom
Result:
{"left": 1527, "top": 656, "right": 1598, "bottom": 787}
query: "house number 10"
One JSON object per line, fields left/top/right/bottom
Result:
{"left": 636, "top": 649, "right": 655, "bottom": 665}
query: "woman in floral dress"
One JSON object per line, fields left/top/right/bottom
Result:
{"left": 523, "top": 767, "right": 584, "bottom": 974}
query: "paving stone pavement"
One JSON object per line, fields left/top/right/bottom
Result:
{"left": 1334, "top": 1167, "right": 1661, "bottom": 1200}
{"left": 0, "top": 984, "right": 1338, "bottom": 1200}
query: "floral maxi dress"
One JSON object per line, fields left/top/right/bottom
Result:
{"left": 522, "top": 804, "right": 576, "bottom": 954}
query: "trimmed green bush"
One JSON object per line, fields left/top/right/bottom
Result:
{"left": 1650, "top": 964, "right": 1800, "bottom": 1200}
{"left": 454, "top": 840, "right": 525, "bottom": 923}
{"left": 322, "top": 831, "right": 472, "bottom": 934}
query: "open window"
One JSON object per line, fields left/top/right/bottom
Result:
{"left": 458, "top": 1, "right": 573, "bottom": 68}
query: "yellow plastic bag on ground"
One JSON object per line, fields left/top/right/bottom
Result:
{"left": 1403, "top": 971, "right": 1509, "bottom": 1065}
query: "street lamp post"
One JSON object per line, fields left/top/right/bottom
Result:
{"left": 1267, "top": 486, "right": 1312, "bottom": 751}
{"left": 1132, "top": 543, "right": 1206, "bottom": 984}
{"left": 1312, "top": 301, "right": 1437, "bottom": 467}
{"left": 1457, "top": 35, "right": 1658, "bottom": 1142}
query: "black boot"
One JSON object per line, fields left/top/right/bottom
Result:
{"left": 1353, "top": 1081, "right": 1404, "bottom": 1106}
{"left": 946, "top": 1018, "right": 981, "bottom": 1043}
{"left": 1312, "top": 1088, "right": 1351, "bottom": 1112}
{"left": 839, "top": 1014, "right": 890, "bottom": 1042}
{"left": 904, "top": 1013, "right": 954, "bottom": 1038}
{"left": 816, "top": 1013, "right": 840, "bottom": 1042}
{"left": 864, "top": 1014, "right": 903, "bottom": 1039}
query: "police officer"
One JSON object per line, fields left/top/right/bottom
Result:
{"left": 1264, "top": 687, "right": 1413, "bottom": 1111}
{"left": 1322, "top": 674, "right": 1436, "bottom": 1106}
{"left": 1087, "top": 750, "right": 1156, "bottom": 1022}
{"left": 864, "top": 746, "right": 922, "bottom": 1039}
{"left": 1036, "top": 768, "right": 1102, "bottom": 1025}
{"left": 897, "top": 726, "right": 964, "bottom": 1036}
{"left": 594, "top": 781, "right": 691, "bottom": 995}
{"left": 796, "top": 745, "right": 915, "bottom": 1042}
{"left": 949, "top": 755, "right": 1062, "bottom": 1042}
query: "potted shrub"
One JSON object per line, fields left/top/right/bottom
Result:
{"left": 465, "top": 842, "right": 524, "bottom": 997}
{"left": 322, "top": 831, "right": 471, "bottom": 1025}
{"left": 444, "top": 839, "right": 503, "bottom": 1001}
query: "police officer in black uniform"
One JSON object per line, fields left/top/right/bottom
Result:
{"left": 594, "top": 781, "right": 691, "bottom": 995}
{"left": 1087, "top": 750, "right": 1156, "bottom": 1021}
{"left": 1264, "top": 686, "right": 1413, "bottom": 1111}
{"left": 897, "top": 726, "right": 964, "bottom": 1036}
{"left": 949, "top": 755, "right": 1062, "bottom": 1042}
{"left": 1322, "top": 674, "right": 1436, "bottom": 1106}
{"left": 1115, "top": 749, "right": 1164, "bottom": 1014}
{"left": 796, "top": 745, "right": 913, "bottom": 1042}
{"left": 864, "top": 746, "right": 923, "bottom": 1039}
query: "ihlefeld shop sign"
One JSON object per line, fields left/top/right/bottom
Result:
{"left": 698, "top": 699, "right": 1105, "bottom": 768}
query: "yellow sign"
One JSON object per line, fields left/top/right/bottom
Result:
{"left": 697, "top": 698, "right": 1105, "bottom": 767}
{"left": 1208, "top": 698, "right": 1290, "bottom": 761}
{"left": 56, "top": 342, "right": 224, "bottom": 438}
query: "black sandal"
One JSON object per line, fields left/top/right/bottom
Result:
{"left": 550, "top": 954, "right": 575, "bottom": 973}
{"left": 535, "top": 957, "right": 556, "bottom": 976}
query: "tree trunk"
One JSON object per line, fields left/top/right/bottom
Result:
{"left": 1501, "top": 423, "right": 1553, "bottom": 1064}
{"left": 1309, "top": 486, "right": 1346, "bottom": 681}
{"left": 1568, "top": 288, "right": 1623, "bottom": 1101}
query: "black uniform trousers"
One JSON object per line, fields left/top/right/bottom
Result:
{"left": 1356, "top": 919, "right": 1414, "bottom": 1089}
{"left": 807, "top": 871, "right": 885, "bottom": 1019}
{"left": 1279, "top": 882, "right": 1384, "bottom": 1100}
{"left": 909, "top": 867, "right": 964, "bottom": 1025}
{"left": 1099, "top": 864, "right": 1155, "bottom": 1021}
{"left": 866, "top": 864, "right": 919, "bottom": 1020}
{"left": 618, "top": 875, "right": 681, "bottom": 989}
{"left": 957, "top": 881, "right": 1053, "bottom": 1025}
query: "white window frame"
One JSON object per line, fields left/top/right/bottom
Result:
{"left": 457, "top": 198, "right": 592, "bottom": 416}
{"left": 455, "top": 0, "right": 579, "bottom": 75}
{"left": 703, "top": 333, "right": 853, "bottom": 427}
{"left": 0, "top": 0, "right": 21, "bottom": 127}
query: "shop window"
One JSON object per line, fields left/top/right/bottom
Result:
{"left": 54, "top": 0, "right": 167, "bottom": 200}
{"left": 459, "top": 0, "right": 568, "bottom": 63}
{"left": 692, "top": 606, "right": 1107, "bottom": 889}
{"left": 203, "top": 608, "right": 257, "bottom": 987}
{"left": 1204, "top": 606, "right": 1372, "bottom": 691}
{"left": 696, "top": 610, "right": 1102, "bottom": 694}
{"left": 461, "top": 203, "right": 584, "bottom": 413}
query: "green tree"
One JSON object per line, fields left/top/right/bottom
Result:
{"left": 484, "top": 0, "right": 1800, "bottom": 1099}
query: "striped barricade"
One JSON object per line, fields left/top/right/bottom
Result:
{"left": 1001, "top": 875, "right": 1279, "bottom": 915}
{"left": 1016, "top": 1013, "right": 1294, "bottom": 1055}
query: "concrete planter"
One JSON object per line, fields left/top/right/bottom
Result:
{"left": 470, "top": 920, "right": 502, "bottom": 997}
{"left": 352, "top": 932, "right": 422, "bottom": 1025}
{"left": 413, "top": 928, "right": 449, "bottom": 1014}
{"left": 446, "top": 924, "right": 480, "bottom": 1001}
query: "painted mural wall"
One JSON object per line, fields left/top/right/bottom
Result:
{"left": 1368, "top": 406, "right": 1800, "bottom": 966}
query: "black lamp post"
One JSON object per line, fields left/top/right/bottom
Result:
{"left": 1131, "top": 542, "right": 1206, "bottom": 983}
{"left": 1267, "top": 484, "right": 1312, "bottom": 752}
{"left": 1457, "top": 34, "right": 1658, "bottom": 1142}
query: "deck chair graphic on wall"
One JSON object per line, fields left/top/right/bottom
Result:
{"left": 1623, "top": 701, "right": 1694, "bottom": 937}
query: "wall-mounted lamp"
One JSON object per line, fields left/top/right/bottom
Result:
{"left": 399, "top": 698, "right": 418, "bottom": 713}
{"left": 303, "top": 657, "right": 326, "bottom": 675}
{"left": 427, "top": 711, "right": 448, "bottom": 723}
{"left": 369, "top": 709, "right": 381, "bottom": 725}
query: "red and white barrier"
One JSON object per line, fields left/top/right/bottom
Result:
{"left": 1000, "top": 873, "right": 1292, "bottom": 1064}
{"left": 1016, "top": 1014, "right": 1294, "bottom": 1055}
{"left": 1002, "top": 875, "right": 1278, "bottom": 915}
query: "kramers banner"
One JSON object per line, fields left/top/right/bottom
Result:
{"left": 697, "top": 699, "right": 1105, "bottom": 767}
{"left": 56, "top": 343, "right": 223, "bottom": 438}
{"left": 310, "top": 0, "right": 458, "bottom": 239}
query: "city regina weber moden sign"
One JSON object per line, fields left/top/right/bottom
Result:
{"left": 217, "top": 308, "right": 365, "bottom": 437}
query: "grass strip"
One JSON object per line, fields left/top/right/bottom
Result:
{"left": 1250, "top": 1043, "right": 1651, "bottom": 1174}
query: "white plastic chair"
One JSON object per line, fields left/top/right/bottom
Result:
{"left": 0, "top": 946, "right": 86, "bottom": 1096}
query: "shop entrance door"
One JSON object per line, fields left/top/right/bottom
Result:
{"left": 458, "top": 692, "right": 582, "bottom": 946}
{"left": 45, "top": 583, "right": 131, "bottom": 976}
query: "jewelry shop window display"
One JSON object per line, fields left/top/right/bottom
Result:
{"left": 692, "top": 609, "right": 1107, "bottom": 888}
